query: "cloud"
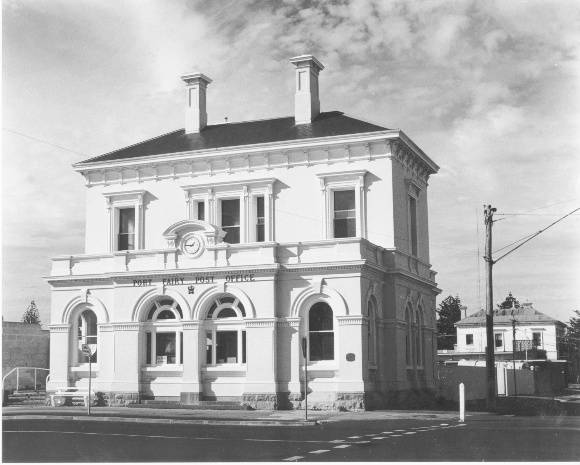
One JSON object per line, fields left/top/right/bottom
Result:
{"left": 2, "top": 0, "right": 580, "bottom": 323}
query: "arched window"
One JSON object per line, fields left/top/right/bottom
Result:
{"left": 416, "top": 306, "right": 424, "bottom": 367}
{"left": 204, "top": 295, "right": 246, "bottom": 365}
{"left": 76, "top": 309, "right": 98, "bottom": 364}
{"left": 143, "top": 297, "right": 183, "bottom": 366}
{"left": 367, "top": 298, "right": 377, "bottom": 366}
{"left": 405, "top": 305, "right": 413, "bottom": 367}
{"left": 308, "top": 302, "right": 334, "bottom": 361}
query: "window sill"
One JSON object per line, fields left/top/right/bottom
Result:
{"left": 71, "top": 365, "right": 99, "bottom": 372}
{"left": 308, "top": 361, "right": 338, "bottom": 371}
{"left": 203, "top": 364, "right": 247, "bottom": 372}
{"left": 142, "top": 365, "right": 183, "bottom": 372}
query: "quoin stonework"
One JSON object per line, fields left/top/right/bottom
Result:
{"left": 47, "top": 55, "right": 440, "bottom": 410}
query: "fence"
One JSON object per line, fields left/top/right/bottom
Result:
{"left": 2, "top": 367, "right": 50, "bottom": 392}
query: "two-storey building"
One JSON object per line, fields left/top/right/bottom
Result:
{"left": 47, "top": 55, "right": 440, "bottom": 410}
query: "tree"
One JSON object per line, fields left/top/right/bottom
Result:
{"left": 498, "top": 292, "right": 520, "bottom": 310}
{"left": 21, "top": 300, "right": 41, "bottom": 324}
{"left": 563, "top": 310, "right": 580, "bottom": 383}
{"left": 437, "top": 295, "right": 462, "bottom": 350}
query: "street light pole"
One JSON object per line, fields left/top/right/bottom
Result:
{"left": 484, "top": 205, "right": 497, "bottom": 411}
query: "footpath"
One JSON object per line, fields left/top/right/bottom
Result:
{"left": 2, "top": 406, "right": 460, "bottom": 427}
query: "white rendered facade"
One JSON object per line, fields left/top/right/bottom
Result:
{"left": 47, "top": 56, "right": 440, "bottom": 409}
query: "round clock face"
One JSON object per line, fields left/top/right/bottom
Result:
{"left": 182, "top": 235, "right": 202, "bottom": 256}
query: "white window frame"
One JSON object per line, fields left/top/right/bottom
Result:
{"left": 103, "top": 190, "right": 147, "bottom": 252}
{"left": 143, "top": 299, "right": 183, "bottom": 367}
{"left": 317, "top": 170, "right": 367, "bottom": 240}
{"left": 71, "top": 309, "right": 99, "bottom": 368}
{"left": 306, "top": 300, "right": 337, "bottom": 367}
{"left": 182, "top": 178, "right": 276, "bottom": 243}
{"left": 203, "top": 298, "right": 247, "bottom": 367}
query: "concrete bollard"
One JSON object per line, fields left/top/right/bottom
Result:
{"left": 459, "top": 382, "right": 465, "bottom": 423}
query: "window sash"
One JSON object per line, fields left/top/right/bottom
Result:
{"left": 466, "top": 334, "right": 474, "bottom": 345}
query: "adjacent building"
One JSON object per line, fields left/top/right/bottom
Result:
{"left": 451, "top": 302, "right": 566, "bottom": 361}
{"left": 47, "top": 55, "right": 440, "bottom": 409}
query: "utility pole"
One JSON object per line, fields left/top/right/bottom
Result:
{"left": 511, "top": 316, "right": 517, "bottom": 396}
{"left": 484, "top": 204, "right": 497, "bottom": 410}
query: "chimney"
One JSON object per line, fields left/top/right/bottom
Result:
{"left": 180, "top": 72, "right": 212, "bottom": 133}
{"left": 289, "top": 55, "right": 324, "bottom": 124}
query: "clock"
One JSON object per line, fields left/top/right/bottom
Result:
{"left": 182, "top": 234, "right": 203, "bottom": 257}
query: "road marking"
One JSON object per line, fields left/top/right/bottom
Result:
{"left": 329, "top": 439, "right": 345, "bottom": 443}
{"left": 390, "top": 434, "right": 402, "bottom": 437}
{"left": 440, "top": 423, "right": 449, "bottom": 426}
{"left": 334, "top": 445, "right": 350, "bottom": 449}
{"left": 348, "top": 435, "right": 361, "bottom": 438}
{"left": 395, "top": 429, "right": 406, "bottom": 431}
{"left": 371, "top": 436, "right": 386, "bottom": 440}
{"left": 365, "top": 433, "right": 378, "bottom": 436}
{"left": 283, "top": 456, "right": 304, "bottom": 461}
{"left": 382, "top": 431, "right": 394, "bottom": 434}
{"left": 403, "top": 432, "right": 416, "bottom": 435}
{"left": 354, "top": 440, "right": 371, "bottom": 444}
{"left": 309, "top": 450, "right": 330, "bottom": 454}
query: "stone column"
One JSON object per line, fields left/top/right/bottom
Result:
{"left": 181, "top": 321, "right": 202, "bottom": 403}
{"left": 47, "top": 324, "right": 70, "bottom": 391}
{"left": 336, "top": 315, "right": 366, "bottom": 409}
{"left": 108, "top": 322, "right": 141, "bottom": 406}
{"left": 243, "top": 318, "right": 278, "bottom": 409}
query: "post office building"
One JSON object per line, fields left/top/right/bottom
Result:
{"left": 47, "top": 55, "right": 440, "bottom": 410}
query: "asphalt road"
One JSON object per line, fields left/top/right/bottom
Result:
{"left": 3, "top": 414, "right": 580, "bottom": 462}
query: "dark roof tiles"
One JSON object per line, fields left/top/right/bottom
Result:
{"left": 81, "top": 111, "right": 388, "bottom": 164}
{"left": 456, "top": 305, "right": 562, "bottom": 326}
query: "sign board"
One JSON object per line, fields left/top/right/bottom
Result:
{"left": 301, "top": 337, "right": 307, "bottom": 358}
{"left": 515, "top": 340, "right": 533, "bottom": 351}
{"left": 81, "top": 344, "right": 92, "bottom": 356}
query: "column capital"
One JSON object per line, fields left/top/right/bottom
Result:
{"left": 245, "top": 318, "right": 276, "bottom": 328}
{"left": 49, "top": 324, "right": 70, "bottom": 333}
{"left": 336, "top": 315, "right": 365, "bottom": 326}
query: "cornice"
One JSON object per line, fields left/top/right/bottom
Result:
{"left": 48, "top": 324, "right": 70, "bottom": 332}
{"left": 276, "top": 318, "right": 300, "bottom": 328}
{"left": 245, "top": 318, "right": 277, "bottom": 328}
{"left": 336, "top": 315, "right": 365, "bottom": 326}
{"left": 74, "top": 130, "right": 399, "bottom": 172}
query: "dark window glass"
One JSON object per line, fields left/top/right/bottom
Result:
{"left": 78, "top": 310, "right": 98, "bottom": 363}
{"left": 207, "top": 302, "right": 218, "bottom": 319}
{"left": 146, "top": 332, "right": 151, "bottom": 364}
{"left": 220, "top": 296, "right": 235, "bottom": 304}
{"left": 157, "top": 309, "right": 175, "bottom": 319}
{"left": 256, "top": 196, "right": 265, "bottom": 242}
{"left": 532, "top": 332, "right": 542, "bottom": 348}
{"left": 206, "top": 332, "right": 213, "bottom": 364}
{"left": 197, "top": 202, "right": 205, "bottom": 221}
{"left": 118, "top": 208, "right": 135, "bottom": 251}
{"left": 217, "top": 308, "right": 237, "bottom": 319}
{"left": 179, "top": 332, "right": 183, "bottom": 364}
{"left": 333, "top": 190, "right": 356, "bottom": 238}
{"left": 409, "top": 196, "right": 418, "bottom": 256}
{"left": 466, "top": 334, "right": 474, "bottom": 345}
{"left": 495, "top": 333, "right": 503, "bottom": 348}
{"left": 238, "top": 302, "right": 246, "bottom": 317}
{"left": 309, "top": 302, "right": 334, "bottom": 361}
{"left": 221, "top": 199, "right": 240, "bottom": 244}
{"left": 216, "top": 331, "right": 238, "bottom": 363}
{"left": 242, "top": 331, "right": 247, "bottom": 364}
{"left": 156, "top": 333, "right": 176, "bottom": 364}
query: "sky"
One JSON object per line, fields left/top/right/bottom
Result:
{"left": 2, "top": 0, "right": 580, "bottom": 326}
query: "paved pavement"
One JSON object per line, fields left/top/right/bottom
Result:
{"left": 3, "top": 405, "right": 461, "bottom": 426}
{"left": 4, "top": 413, "right": 579, "bottom": 461}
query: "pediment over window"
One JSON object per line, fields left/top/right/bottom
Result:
{"left": 162, "top": 220, "right": 225, "bottom": 253}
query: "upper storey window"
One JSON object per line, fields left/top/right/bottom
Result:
{"left": 221, "top": 199, "right": 241, "bottom": 244}
{"left": 333, "top": 190, "right": 356, "bottom": 238}
{"left": 118, "top": 208, "right": 135, "bottom": 251}
{"left": 317, "top": 170, "right": 367, "bottom": 240}
{"left": 182, "top": 178, "right": 276, "bottom": 244}
{"left": 407, "top": 181, "right": 421, "bottom": 257}
{"left": 104, "top": 190, "right": 147, "bottom": 252}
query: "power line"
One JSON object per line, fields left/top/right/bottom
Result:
{"left": 2, "top": 127, "right": 89, "bottom": 157}
{"left": 493, "top": 231, "right": 537, "bottom": 254}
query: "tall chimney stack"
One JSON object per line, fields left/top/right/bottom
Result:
{"left": 181, "top": 72, "right": 212, "bottom": 133}
{"left": 290, "top": 55, "right": 324, "bottom": 124}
